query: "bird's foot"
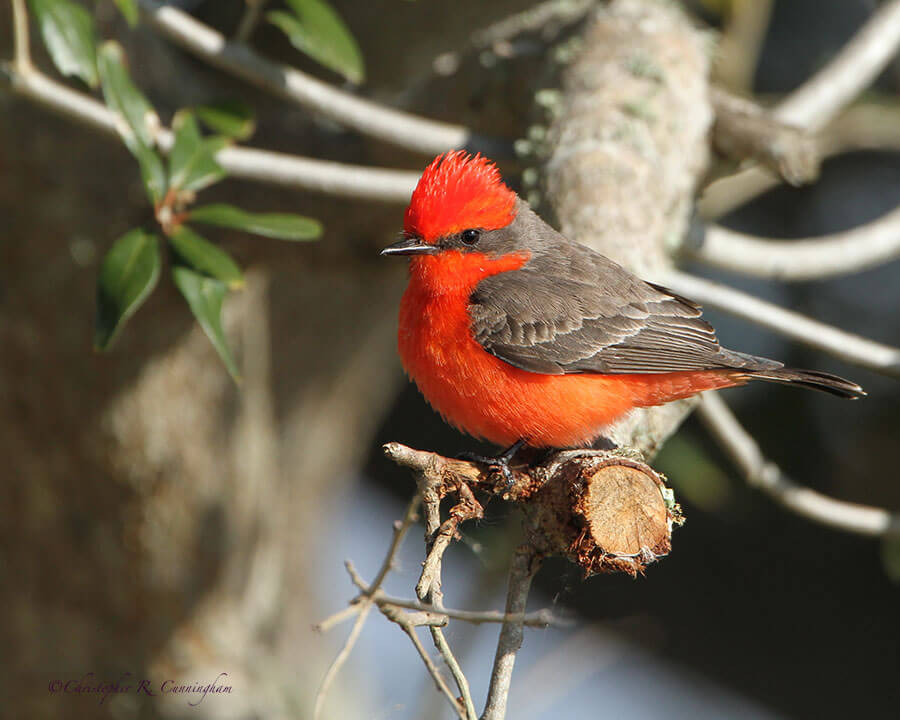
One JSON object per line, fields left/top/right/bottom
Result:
{"left": 457, "top": 440, "right": 526, "bottom": 492}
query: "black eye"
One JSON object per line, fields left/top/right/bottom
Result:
{"left": 461, "top": 229, "right": 480, "bottom": 245}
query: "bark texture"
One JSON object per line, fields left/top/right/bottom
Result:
{"left": 539, "top": 0, "right": 713, "bottom": 456}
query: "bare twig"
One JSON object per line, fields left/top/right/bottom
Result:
{"left": 710, "top": 88, "right": 819, "bottom": 186}
{"left": 701, "top": 0, "right": 900, "bottom": 218}
{"left": 431, "top": 627, "right": 477, "bottom": 720}
{"left": 313, "top": 603, "right": 360, "bottom": 633}
{"left": 660, "top": 270, "right": 900, "bottom": 378}
{"left": 313, "top": 493, "right": 421, "bottom": 720}
{"left": 234, "top": 0, "right": 269, "bottom": 43}
{"left": 11, "top": 0, "right": 32, "bottom": 72}
{"left": 714, "top": 0, "right": 773, "bottom": 92}
{"left": 699, "top": 393, "right": 900, "bottom": 537}
{"left": 313, "top": 601, "right": 373, "bottom": 720}
{"left": 373, "top": 594, "right": 564, "bottom": 628}
{"left": 482, "top": 545, "right": 540, "bottom": 720}
{"left": 389, "top": 611, "right": 465, "bottom": 717}
{"left": 135, "top": 0, "right": 509, "bottom": 157}
{"left": 416, "top": 481, "right": 480, "bottom": 720}
{"left": 687, "top": 205, "right": 900, "bottom": 281}
{"left": 0, "top": 65, "right": 418, "bottom": 201}
{"left": 774, "top": 0, "right": 900, "bottom": 130}
{"left": 818, "top": 101, "right": 900, "bottom": 157}
{"left": 471, "top": 0, "right": 594, "bottom": 49}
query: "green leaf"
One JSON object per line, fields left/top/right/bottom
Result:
{"left": 268, "top": 0, "right": 365, "bottom": 84}
{"left": 28, "top": 0, "right": 99, "bottom": 87}
{"left": 113, "top": 0, "right": 138, "bottom": 27}
{"left": 97, "top": 41, "right": 158, "bottom": 153}
{"left": 172, "top": 267, "right": 240, "bottom": 381}
{"left": 195, "top": 99, "right": 256, "bottom": 141}
{"left": 95, "top": 229, "right": 160, "bottom": 350}
{"left": 169, "top": 111, "right": 226, "bottom": 192}
{"left": 169, "top": 226, "right": 244, "bottom": 289}
{"left": 135, "top": 142, "right": 167, "bottom": 205}
{"left": 189, "top": 204, "right": 322, "bottom": 241}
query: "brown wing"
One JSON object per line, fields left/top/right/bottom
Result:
{"left": 468, "top": 240, "right": 776, "bottom": 376}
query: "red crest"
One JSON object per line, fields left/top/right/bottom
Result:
{"left": 403, "top": 151, "right": 517, "bottom": 242}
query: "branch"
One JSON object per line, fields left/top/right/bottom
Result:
{"left": 710, "top": 87, "right": 819, "bottom": 187}
{"left": 313, "top": 493, "right": 421, "bottom": 720}
{"left": 481, "top": 546, "right": 540, "bottom": 720}
{"left": 538, "top": 0, "right": 712, "bottom": 458}
{"left": 699, "top": 393, "right": 900, "bottom": 538}
{"left": 660, "top": 270, "right": 900, "bottom": 378}
{"left": 11, "top": 0, "right": 32, "bottom": 72}
{"left": 384, "top": 441, "right": 682, "bottom": 716}
{"left": 312, "top": 602, "right": 373, "bottom": 720}
{"left": 773, "top": 0, "right": 900, "bottom": 131}
{"left": 372, "top": 594, "right": 564, "bottom": 628}
{"left": 234, "top": 0, "right": 269, "bottom": 43}
{"left": 386, "top": 608, "right": 465, "bottom": 716}
{"left": 818, "top": 101, "right": 900, "bottom": 157}
{"left": 687, "top": 205, "right": 900, "bottom": 281}
{"left": 415, "top": 479, "right": 480, "bottom": 720}
{"left": 135, "top": 0, "right": 509, "bottom": 157}
{"left": 701, "top": 0, "right": 900, "bottom": 218}
{"left": 0, "top": 65, "right": 417, "bottom": 201}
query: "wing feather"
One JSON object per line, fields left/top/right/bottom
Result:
{"left": 469, "top": 240, "right": 774, "bottom": 376}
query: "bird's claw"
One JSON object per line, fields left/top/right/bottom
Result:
{"left": 456, "top": 440, "right": 524, "bottom": 494}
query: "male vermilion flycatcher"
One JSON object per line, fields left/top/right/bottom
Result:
{"left": 382, "top": 151, "right": 862, "bottom": 452}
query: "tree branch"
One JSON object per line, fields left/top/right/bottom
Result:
{"left": 701, "top": 0, "right": 900, "bottom": 218}
{"left": 135, "top": 0, "right": 509, "bottom": 157}
{"left": 660, "top": 270, "right": 900, "bottom": 378}
{"left": 234, "top": 0, "right": 269, "bottom": 43}
{"left": 11, "top": 0, "right": 32, "bottom": 72}
{"left": 0, "top": 64, "right": 418, "bottom": 201}
{"left": 687, "top": 205, "right": 900, "bottom": 281}
{"left": 481, "top": 545, "right": 540, "bottom": 720}
{"left": 710, "top": 87, "right": 819, "bottom": 187}
{"left": 415, "top": 480, "right": 480, "bottom": 720}
{"left": 699, "top": 393, "right": 900, "bottom": 537}
{"left": 773, "top": 0, "right": 900, "bottom": 130}
{"left": 313, "top": 492, "right": 421, "bottom": 720}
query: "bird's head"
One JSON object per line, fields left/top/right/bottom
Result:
{"left": 381, "top": 152, "right": 530, "bottom": 287}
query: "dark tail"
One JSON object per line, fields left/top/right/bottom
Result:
{"left": 744, "top": 367, "right": 866, "bottom": 399}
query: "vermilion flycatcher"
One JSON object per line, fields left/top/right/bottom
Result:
{"left": 382, "top": 152, "right": 862, "bottom": 452}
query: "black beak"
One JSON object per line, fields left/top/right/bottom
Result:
{"left": 380, "top": 237, "right": 437, "bottom": 256}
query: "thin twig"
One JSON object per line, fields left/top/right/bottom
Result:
{"left": 312, "top": 493, "right": 421, "bottom": 719}
{"left": 11, "top": 0, "right": 32, "bottom": 72}
{"left": 660, "top": 270, "right": 900, "bottom": 378}
{"left": 688, "top": 205, "right": 900, "bottom": 281}
{"left": 431, "top": 627, "right": 477, "bottom": 720}
{"left": 701, "top": 0, "right": 900, "bottom": 218}
{"left": 401, "top": 477, "right": 482, "bottom": 720}
{"left": 375, "top": 594, "right": 564, "bottom": 628}
{"left": 313, "top": 601, "right": 373, "bottom": 720}
{"left": 482, "top": 546, "right": 540, "bottom": 720}
{"left": 714, "top": 0, "right": 773, "bottom": 92}
{"left": 234, "top": 0, "right": 269, "bottom": 43}
{"left": 313, "top": 603, "right": 360, "bottom": 633}
{"left": 0, "top": 65, "right": 417, "bottom": 201}
{"left": 135, "top": 0, "right": 509, "bottom": 157}
{"left": 774, "top": 0, "right": 900, "bottom": 130}
{"left": 699, "top": 393, "right": 900, "bottom": 537}
{"left": 390, "top": 612, "right": 466, "bottom": 719}
{"left": 818, "top": 101, "right": 900, "bottom": 157}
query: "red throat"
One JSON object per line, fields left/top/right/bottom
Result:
{"left": 404, "top": 151, "right": 517, "bottom": 243}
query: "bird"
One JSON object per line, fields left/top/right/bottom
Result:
{"left": 382, "top": 151, "right": 863, "bottom": 465}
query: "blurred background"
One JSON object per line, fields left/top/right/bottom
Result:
{"left": 1, "top": 0, "right": 899, "bottom": 718}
